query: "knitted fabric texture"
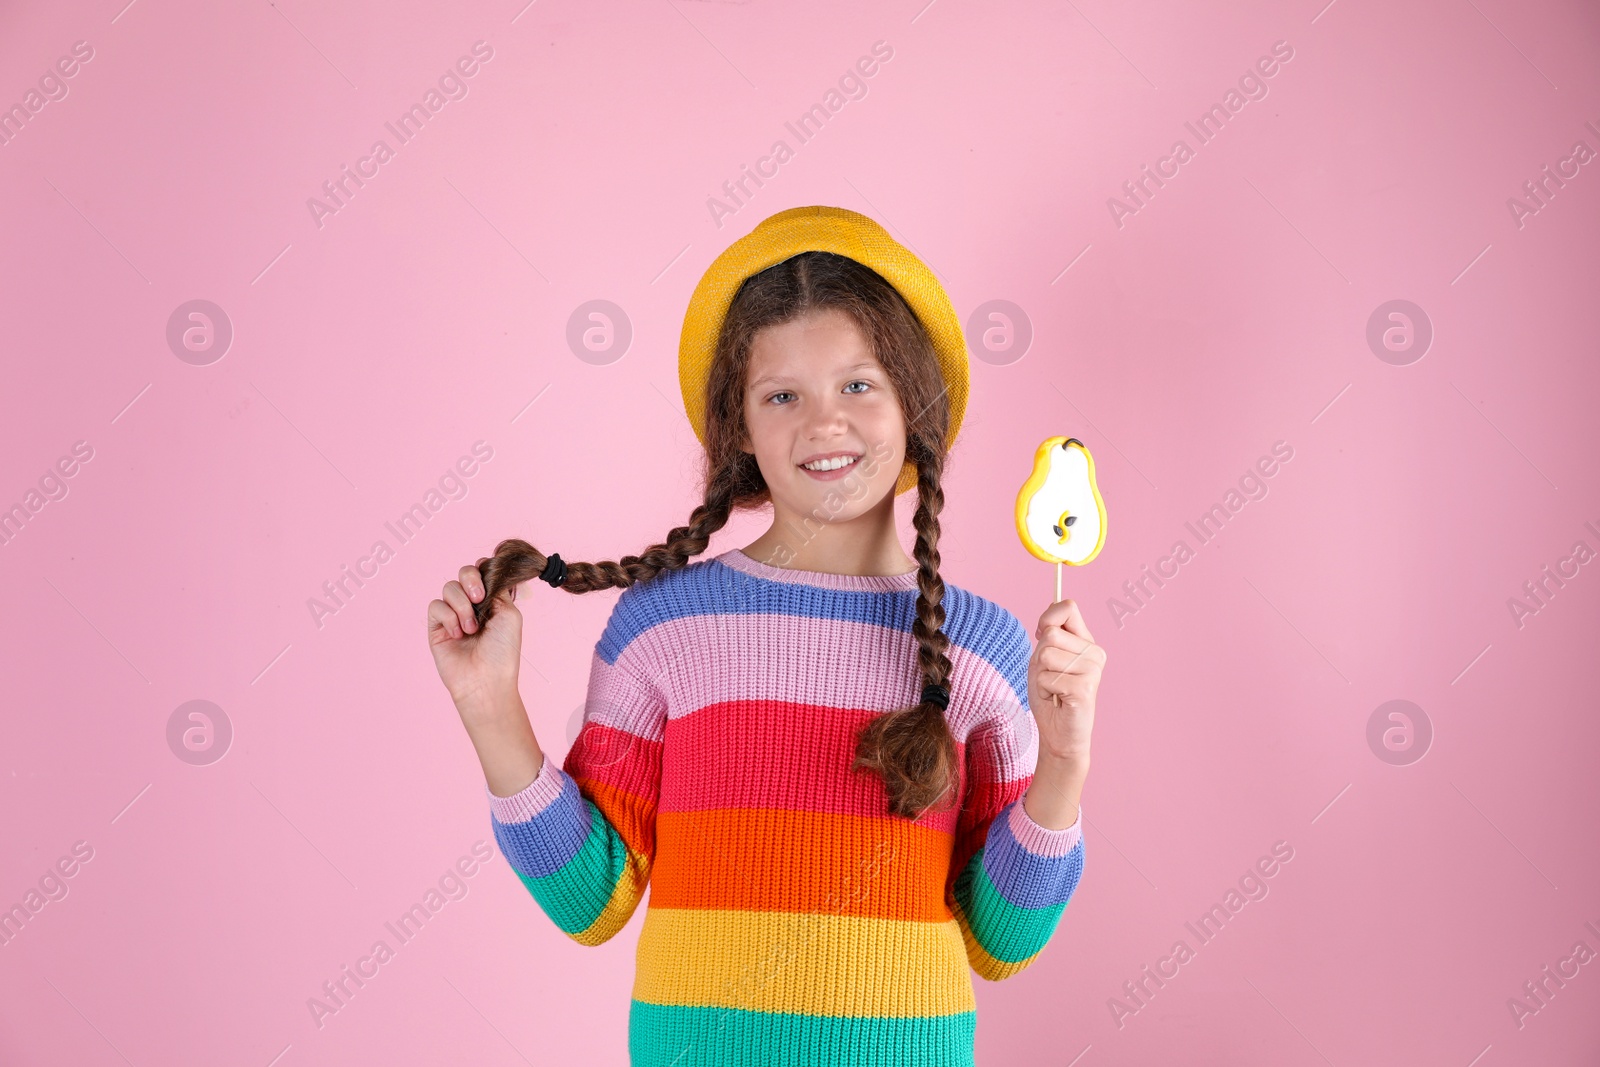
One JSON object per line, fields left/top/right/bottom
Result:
{"left": 487, "top": 548, "right": 1086, "bottom": 1066}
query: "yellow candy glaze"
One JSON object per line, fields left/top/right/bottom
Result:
{"left": 1015, "top": 436, "right": 1107, "bottom": 565}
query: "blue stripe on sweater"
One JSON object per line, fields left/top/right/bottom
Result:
{"left": 489, "top": 770, "right": 595, "bottom": 879}
{"left": 980, "top": 801, "right": 1087, "bottom": 909}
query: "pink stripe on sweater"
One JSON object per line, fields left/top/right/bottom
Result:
{"left": 715, "top": 548, "right": 921, "bottom": 591}
{"left": 577, "top": 649, "right": 668, "bottom": 741}
{"left": 485, "top": 751, "right": 568, "bottom": 824}
{"left": 612, "top": 610, "right": 1031, "bottom": 747}
{"left": 1007, "top": 798, "right": 1083, "bottom": 856}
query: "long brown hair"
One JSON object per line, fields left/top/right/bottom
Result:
{"left": 472, "top": 250, "right": 959, "bottom": 820}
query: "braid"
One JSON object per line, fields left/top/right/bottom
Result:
{"left": 851, "top": 436, "right": 960, "bottom": 821}
{"left": 469, "top": 249, "right": 964, "bottom": 822}
{"left": 908, "top": 444, "right": 953, "bottom": 688}
{"left": 469, "top": 457, "right": 748, "bottom": 631}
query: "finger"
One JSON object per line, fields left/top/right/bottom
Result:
{"left": 1037, "top": 642, "right": 1105, "bottom": 678}
{"left": 1034, "top": 667, "right": 1085, "bottom": 710}
{"left": 1036, "top": 597, "right": 1095, "bottom": 645}
{"left": 1032, "top": 629, "right": 1100, "bottom": 675}
{"left": 427, "top": 598, "right": 466, "bottom": 640}
{"left": 1034, "top": 598, "right": 1072, "bottom": 636}
{"left": 1058, "top": 599, "right": 1095, "bottom": 644}
{"left": 1037, "top": 635, "right": 1107, "bottom": 683}
{"left": 441, "top": 579, "right": 477, "bottom": 633}
{"left": 1036, "top": 626, "right": 1095, "bottom": 656}
{"left": 459, "top": 564, "right": 485, "bottom": 602}
{"left": 1032, "top": 665, "right": 1076, "bottom": 703}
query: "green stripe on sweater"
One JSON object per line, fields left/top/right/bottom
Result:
{"left": 953, "top": 846, "right": 1070, "bottom": 964}
{"left": 511, "top": 796, "right": 633, "bottom": 936}
{"left": 628, "top": 1001, "right": 977, "bottom": 1067}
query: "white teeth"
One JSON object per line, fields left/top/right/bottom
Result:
{"left": 802, "top": 455, "right": 859, "bottom": 471}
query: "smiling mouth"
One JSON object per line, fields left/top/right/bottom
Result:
{"left": 800, "top": 455, "right": 861, "bottom": 472}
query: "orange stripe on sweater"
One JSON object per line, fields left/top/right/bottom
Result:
{"left": 651, "top": 807, "right": 957, "bottom": 921}
{"left": 568, "top": 776, "right": 658, "bottom": 859}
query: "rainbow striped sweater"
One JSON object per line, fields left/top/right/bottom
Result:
{"left": 487, "top": 548, "right": 1086, "bottom": 1066}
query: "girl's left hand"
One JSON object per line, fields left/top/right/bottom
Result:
{"left": 1027, "top": 598, "right": 1105, "bottom": 760}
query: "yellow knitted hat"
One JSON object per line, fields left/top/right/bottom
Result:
{"left": 677, "top": 205, "right": 970, "bottom": 496}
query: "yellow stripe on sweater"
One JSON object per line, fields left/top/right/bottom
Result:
{"left": 570, "top": 845, "right": 651, "bottom": 947}
{"left": 951, "top": 898, "right": 1039, "bottom": 982}
{"left": 632, "top": 906, "right": 976, "bottom": 1016}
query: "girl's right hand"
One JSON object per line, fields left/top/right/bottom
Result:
{"left": 428, "top": 559, "right": 524, "bottom": 725}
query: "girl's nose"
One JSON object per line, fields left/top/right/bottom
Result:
{"left": 804, "top": 397, "right": 849, "bottom": 435}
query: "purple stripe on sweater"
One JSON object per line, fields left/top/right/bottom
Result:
{"left": 980, "top": 799, "right": 1085, "bottom": 909}
{"left": 488, "top": 762, "right": 598, "bottom": 880}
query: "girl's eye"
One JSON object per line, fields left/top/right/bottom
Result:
{"left": 767, "top": 381, "right": 871, "bottom": 405}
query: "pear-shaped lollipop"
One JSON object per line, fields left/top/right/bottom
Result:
{"left": 1016, "top": 436, "right": 1107, "bottom": 603}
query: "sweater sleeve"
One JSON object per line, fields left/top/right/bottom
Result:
{"left": 487, "top": 612, "right": 667, "bottom": 947}
{"left": 946, "top": 630, "right": 1086, "bottom": 981}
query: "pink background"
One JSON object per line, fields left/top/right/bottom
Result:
{"left": 3, "top": 0, "right": 1598, "bottom": 1063}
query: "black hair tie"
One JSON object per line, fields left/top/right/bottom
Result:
{"left": 921, "top": 683, "right": 950, "bottom": 710}
{"left": 539, "top": 553, "right": 567, "bottom": 588}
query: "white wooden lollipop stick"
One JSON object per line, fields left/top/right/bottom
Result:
{"left": 1050, "top": 561, "right": 1063, "bottom": 708}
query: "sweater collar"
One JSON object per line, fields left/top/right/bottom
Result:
{"left": 716, "top": 548, "right": 921, "bottom": 592}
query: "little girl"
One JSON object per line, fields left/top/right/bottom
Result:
{"left": 427, "top": 206, "right": 1103, "bottom": 1066}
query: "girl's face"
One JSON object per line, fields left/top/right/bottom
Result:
{"left": 740, "top": 307, "right": 907, "bottom": 522}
